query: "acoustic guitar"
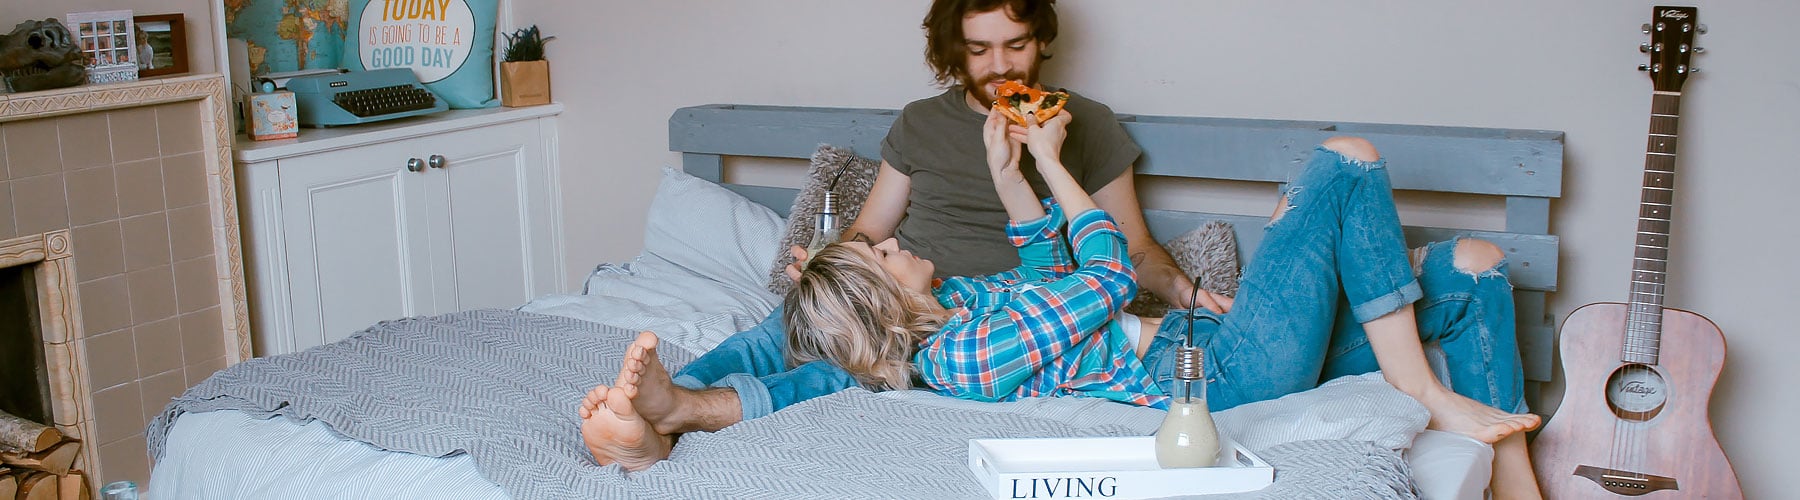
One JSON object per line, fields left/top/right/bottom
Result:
{"left": 1531, "top": 6, "right": 1742, "bottom": 498}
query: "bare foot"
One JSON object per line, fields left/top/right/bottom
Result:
{"left": 614, "top": 331, "right": 685, "bottom": 434}
{"left": 578, "top": 384, "right": 673, "bottom": 471}
{"left": 1418, "top": 387, "right": 1540, "bottom": 444}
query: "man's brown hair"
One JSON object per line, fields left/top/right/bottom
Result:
{"left": 921, "top": 0, "right": 1058, "bottom": 87}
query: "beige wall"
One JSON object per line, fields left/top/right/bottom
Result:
{"left": 2, "top": 0, "right": 217, "bottom": 75}
{"left": 520, "top": 0, "right": 1795, "bottom": 495}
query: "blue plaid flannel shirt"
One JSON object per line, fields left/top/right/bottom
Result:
{"left": 914, "top": 200, "right": 1169, "bottom": 408}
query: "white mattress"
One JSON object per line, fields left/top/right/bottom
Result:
{"left": 150, "top": 408, "right": 508, "bottom": 499}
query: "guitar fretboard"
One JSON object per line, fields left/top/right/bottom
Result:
{"left": 1625, "top": 91, "right": 1681, "bottom": 365}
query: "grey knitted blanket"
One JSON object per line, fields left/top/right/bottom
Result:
{"left": 148, "top": 309, "right": 1415, "bottom": 499}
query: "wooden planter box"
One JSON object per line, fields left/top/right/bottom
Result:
{"left": 500, "top": 60, "right": 551, "bottom": 107}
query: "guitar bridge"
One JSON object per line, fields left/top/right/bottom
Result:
{"left": 1574, "top": 465, "right": 1679, "bottom": 496}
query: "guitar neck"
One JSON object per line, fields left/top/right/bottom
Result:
{"left": 1626, "top": 90, "right": 1682, "bottom": 365}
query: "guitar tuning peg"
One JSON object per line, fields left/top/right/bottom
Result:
{"left": 1641, "top": 23, "right": 1652, "bottom": 34}
{"left": 1694, "top": 46, "right": 1705, "bottom": 54}
{"left": 1638, "top": 64, "right": 1650, "bottom": 72}
{"left": 1690, "top": 67, "right": 1701, "bottom": 74}
{"left": 1697, "top": 24, "right": 1708, "bottom": 34}
{"left": 1640, "top": 42, "right": 1651, "bottom": 53}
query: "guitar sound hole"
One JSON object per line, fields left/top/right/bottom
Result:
{"left": 1605, "top": 363, "right": 1668, "bottom": 421}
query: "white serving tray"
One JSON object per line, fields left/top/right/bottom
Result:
{"left": 967, "top": 436, "right": 1273, "bottom": 499}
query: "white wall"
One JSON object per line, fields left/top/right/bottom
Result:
{"left": 3, "top": 0, "right": 218, "bottom": 75}
{"left": 518, "top": 1, "right": 1795, "bottom": 495}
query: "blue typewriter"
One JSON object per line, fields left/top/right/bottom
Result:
{"left": 286, "top": 68, "right": 449, "bottom": 127}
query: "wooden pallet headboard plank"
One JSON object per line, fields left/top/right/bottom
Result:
{"left": 1122, "top": 118, "right": 1564, "bottom": 198}
{"left": 669, "top": 104, "right": 1565, "bottom": 381}
{"left": 671, "top": 104, "right": 898, "bottom": 162}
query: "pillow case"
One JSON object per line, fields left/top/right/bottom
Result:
{"left": 1213, "top": 372, "right": 1429, "bottom": 452}
{"left": 342, "top": 0, "right": 499, "bottom": 108}
{"left": 766, "top": 145, "right": 881, "bottom": 295}
{"left": 1124, "top": 219, "right": 1241, "bottom": 317}
{"left": 644, "top": 167, "right": 786, "bottom": 293}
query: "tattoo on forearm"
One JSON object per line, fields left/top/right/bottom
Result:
{"left": 847, "top": 232, "right": 873, "bottom": 244}
{"left": 1130, "top": 251, "right": 1147, "bottom": 266}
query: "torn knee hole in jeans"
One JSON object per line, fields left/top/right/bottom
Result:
{"left": 1268, "top": 187, "right": 1302, "bottom": 226}
{"left": 1450, "top": 237, "right": 1510, "bottom": 283}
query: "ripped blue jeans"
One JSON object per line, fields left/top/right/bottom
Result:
{"left": 1141, "top": 147, "right": 1528, "bottom": 414}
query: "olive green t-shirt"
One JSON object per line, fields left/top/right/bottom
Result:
{"left": 880, "top": 86, "right": 1142, "bottom": 278}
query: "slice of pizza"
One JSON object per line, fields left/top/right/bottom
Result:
{"left": 993, "top": 80, "right": 1070, "bottom": 126}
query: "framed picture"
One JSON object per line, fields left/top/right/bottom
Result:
{"left": 65, "top": 10, "right": 139, "bottom": 84}
{"left": 133, "top": 13, "right": 189, "bottom": 77}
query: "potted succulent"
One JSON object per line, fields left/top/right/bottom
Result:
{"left": 499, "top": 25, "right": 552, "bottom": 107}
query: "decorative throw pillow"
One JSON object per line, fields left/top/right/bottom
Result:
{"left": 1123, "top": 219, "right": 1241, "bottom": 317}
{"left": 766, "top": 145, "right": 881, "bottom": 295}
{"left": 342, "top": 0, "right": 499, "bottom": 108}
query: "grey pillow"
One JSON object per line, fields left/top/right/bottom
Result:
{"left": 767, "top": 145, "right": 881, "bottom": 295}
{"left": 1123, "top": 219, "right": 1241, "bottom": 317}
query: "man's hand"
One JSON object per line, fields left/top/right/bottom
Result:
{"left": 1144, "top": 265, "right": 1233, "bottom": 314}
{"left": 782, "top": 245, "right": 807, "bottom": 281}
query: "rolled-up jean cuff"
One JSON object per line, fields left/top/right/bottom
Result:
{"left": 1350, "top": 279, "right": 1424, "bottom": 323}
{"left": 711, "top": 373, "right": 774, "bottom": 421}
{"left": 671, "top": 374, "right": 706, "bottom": 391}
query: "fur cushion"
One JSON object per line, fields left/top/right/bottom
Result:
{"left": 1123, "top": 219, "right": 1241, "bottom": 317}
{"left": 767, "top": 145, "right": 881, "bottom": 295}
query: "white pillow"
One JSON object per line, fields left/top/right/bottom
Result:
{"left": 641, "top": 167, "right": 786, "bottom": 293}
{"left": 1213, "top": 372, "right": 1430, "bottom": 452}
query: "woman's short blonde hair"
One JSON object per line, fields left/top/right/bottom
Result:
{"left": 784, "top": 243, "right": 947, "bottom": 392}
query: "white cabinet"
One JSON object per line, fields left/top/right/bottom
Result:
{"left": 236, "top": 106, "right": 566, "bottom": 356}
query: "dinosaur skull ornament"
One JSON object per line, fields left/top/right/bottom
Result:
{"left": 0, "top": 19, "right": 87, "bottom": 93}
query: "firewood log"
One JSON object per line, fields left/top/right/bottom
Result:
{"left": 0, "top": 441, "right": 80, "bottom": 476}
{"left": 57, "top": 470, "right": 88, "bottom": 500}
{"left": 0, "top": 471, "right": 18, "bottom": 499}
{"left": 15, "top": 471, "right": 56, "bottom": 500}
{"left": 0, "top": 412, "right": 60, "bottom": 454}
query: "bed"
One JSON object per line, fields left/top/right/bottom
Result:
{"left": 146, "top": 104, "right": 1562, "bottom": 499}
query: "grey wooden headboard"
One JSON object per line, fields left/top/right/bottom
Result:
{"left": 669, "top": 104, "right": 1563, "bottom": 382}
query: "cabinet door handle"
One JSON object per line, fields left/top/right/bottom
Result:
{"left": 428, "top": 154, "right": 447, "bottom": 169}
{"left": 406, "top": 158, "right": 426, "bottom": 172}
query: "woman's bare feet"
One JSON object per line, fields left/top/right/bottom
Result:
{"left": 613, "top": 331, "right": 688, "bottom": 434}
{"left": 1416, "top": 386, "right": 1540, "bottom": 444}
{"left": 577, "top": 383, "right": 673, "bottom": 471}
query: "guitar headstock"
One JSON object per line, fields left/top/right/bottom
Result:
{"left": 1640, "top": 6, "right": 1705, "bottom": 92}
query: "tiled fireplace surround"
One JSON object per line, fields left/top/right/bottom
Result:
{"left": 0, "top": 76, "right": 249, "bottom": 490}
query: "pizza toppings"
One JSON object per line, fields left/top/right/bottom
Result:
{"left": 993, "top": 80, "right": 1070, "bottom": 126}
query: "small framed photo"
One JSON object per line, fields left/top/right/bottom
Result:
{"left": 133, "top": 13, "right": 188, "bottom": 77}
{"left": 65, "top": 10, "right": 139, "bottom": 84}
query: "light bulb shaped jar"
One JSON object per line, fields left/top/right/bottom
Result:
{"left": 802, "top": 192, "right": 841, "bottom": 264}
{"left": 1155, "top": 345, "right": 1219, "bottom": 468}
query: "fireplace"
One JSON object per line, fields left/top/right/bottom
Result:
{"left": 0, "top": 75, "right": 251, "bottom": 492}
